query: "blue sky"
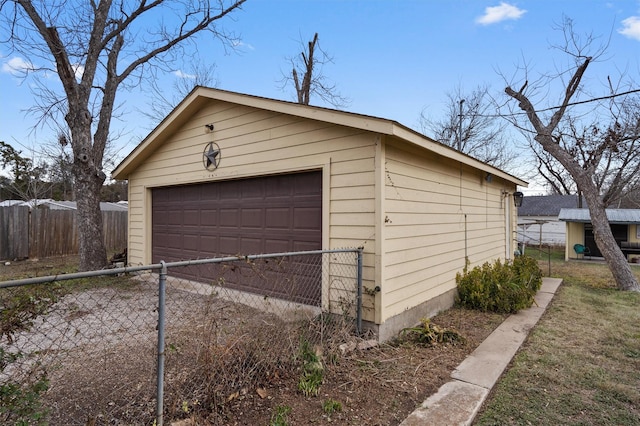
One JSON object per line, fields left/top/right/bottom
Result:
{"left": 1, "top": 1, "right": 639, "bottom": 191}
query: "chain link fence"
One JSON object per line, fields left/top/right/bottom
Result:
{"left": 0, "top": 248, "right": 362, "bottom": 425}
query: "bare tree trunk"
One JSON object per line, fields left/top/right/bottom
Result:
{"left": 580, "top": 179, "right": 639, "bottom": 292}
{"left": 69, "top": 112, "right": 107, "bottom": 270}
{"left": 74, "top": 167, "right": 107, "bottom": 270}
{"left": 293, "top": 33, "right": 318, "bottom": 105}
{"left": 505, "top": 58, "right": 639, "bottom": 292}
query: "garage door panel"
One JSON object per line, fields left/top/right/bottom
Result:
{"left": 295, "top": 173, "right": 321, "bottom": 193}
{"left": 242, "top": 208, "right": 264, "bottom": 228}
{"left": 182, "top": 234, "right": 199, "bottom": 251}
{"left": 152, "top": 171, "right": 322, "bottom": 305}
{"left": 164, "top": 211, "right": 181, "bottom": 225}
{"left": 293, "top": 207, "right": 321, "bottom": 230}
{"left": 266, "top": 176, "right": 290, "bottom": 197}
{"left": 201, "top": 235, "right": 218, "bottom": 250}
{"left": 242, "top": 182, "right": 265, "bottom": 199}
{"left": 293, "top": 240, "right": 321, "bottom": 252}
{"left": 240, "top": 237, "right": 264, "bottom": 254}
{"left": 266, "top": 208, "right": 290, "bottom": 228}
{"left": 181, "top": 185, "right": 201, "bottom": 200}
{"left": 183, "top": 210, "right": 199, "bottom": 226}
{"left": 219, "top": 184, "right": 240, "bottom": 200}
{"left": 200, "top": 209, "right": 218, "bottom": 224}
{"left": 264, "top": 239, "right": 292, "bottom": 253}
{"left": 154, "top": 210, "right": 168, "bottom": 225}
{"left": 154, "top": 232, "right": 181, "bottom": 248}
{"left": 219, "top": 209, "right": 240, "bottom": 227}
{"left": 199, "top": 186, "right": 219, "bottom": 201}
{"left": 219, "top": 236, "right": 240, "bottom": 254}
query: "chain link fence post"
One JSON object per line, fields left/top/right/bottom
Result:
{"left": 356, "top": 247, "right": 363, "bottom": 335}
{"left": 156, "top": 260, "right": 167, "bottom": 426}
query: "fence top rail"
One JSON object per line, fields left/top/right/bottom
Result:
{"left": 0, "top": 248, "right": 363, "bottom": 289}
{"left": 0, "top": 263, "right": 163, "bottom": 289}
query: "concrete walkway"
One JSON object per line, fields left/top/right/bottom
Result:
{"left": 400, "top": 277, "right": 563, "bottom": 426}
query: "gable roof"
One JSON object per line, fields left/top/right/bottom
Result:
{"left": 559, "top": 208, "right": 640, "bottom": 224}
{"left": 112, "top": 87, "right": 527, "bottom": 187}
{"left": 518, "top": 194, "right": 585, "bottom": 217}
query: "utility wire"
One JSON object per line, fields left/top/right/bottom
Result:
{"left": 483, "top": 88, "right": 640, "bottom": 118}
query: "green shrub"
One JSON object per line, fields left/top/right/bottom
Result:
{"left": 456, "top": 256, "right": 543, "bottom": 314}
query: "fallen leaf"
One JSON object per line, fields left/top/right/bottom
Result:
{"left": 227, "top": 391, "right": 239, "bottom": 402}
{"left": 256, "top": 388, "right": 268, "bottom": 399}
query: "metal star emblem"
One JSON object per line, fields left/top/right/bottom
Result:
{"left": 203, "top": 142, "right": 221, "bottom": 170}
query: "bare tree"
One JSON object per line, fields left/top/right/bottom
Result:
{"left": 42, "top": 133, "right": 75, "bottom": 200}
{"left": 503, "top": 18, "right": 640, "bottom": 292}
{"left": 530, "top": 140, "right": 576, "bottom": 195}
{"left": 142, "top": 61, "right": 220, "bottom": 127}
{"left": 281, "top": 32, "right": 349, "bottom": 108}
{"left": 419, "top": 85, "right": 517, "bottom": 170}
{"left": 529, "top": 97, "right": 640, "bottom": 205}
{"left": 0, "top": 140, "right": 52, "bottom": 202}
{"left": 1, "top": 0, "right": 246, "bottom": 270}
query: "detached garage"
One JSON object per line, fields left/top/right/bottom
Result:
{"left": 112, "top": 87, "right": 527, "bottom": 341}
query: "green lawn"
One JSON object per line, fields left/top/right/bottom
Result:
{"left": 475, "top": 260, "right": 640, "bottom": 426}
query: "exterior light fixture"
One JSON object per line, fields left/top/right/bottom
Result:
{"left": 513, "top": 191, "right": 524, "bottom": 207}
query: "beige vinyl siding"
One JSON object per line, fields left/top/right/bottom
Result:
{"left": 126, "top": 100, "right": 378, "bottom": 319}
{"left": 380, "top": 141, "right": 509, "bottom": 320}
{"left": 328, "top": 147, "right": 377, "bottom": 321}
{"left": 565, "top": 222, "right": 584, "bottom": 259}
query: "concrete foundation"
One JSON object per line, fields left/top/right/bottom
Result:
{"left": 362, "top": 287, "right": 458, "bottom": 342}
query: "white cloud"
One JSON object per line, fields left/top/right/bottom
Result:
{"left": 232, "top": 40, "right": 255, "bottom": 50}
{"left": 476, "top": 2, "right": 526, "bottom": 25}
{"left": 619, "top": 16, "right": 640, "bottom": 41}
{"left": 72, "top": 63, "right": 85, "bottom": 80}
{"left": 2, "top": 56, "right": 35, "bottom": 75}
{"left": 172, "top": 70, "right": 197, "bottom": 79}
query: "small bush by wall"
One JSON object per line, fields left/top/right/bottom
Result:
{"left": 456, "top": 256, "right": 543, "bottom": 314}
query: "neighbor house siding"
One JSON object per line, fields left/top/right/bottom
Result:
{"left": 518, "top": 215, "right": 566, "bottom": 246}
{"left": 565, "top": 221, "right": 584, "bottom": 259}
{"left": 125, "top": 101, "right": 379, "bottom": 319}
{"left": 380, "top": 141, "right": 509, "bottom": 321}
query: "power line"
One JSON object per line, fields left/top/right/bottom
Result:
{"left": 484, "top": 88, "right": 640, "bottom": 118}
{"left": 533, "top": 88, "right": 640, "bottom": 113}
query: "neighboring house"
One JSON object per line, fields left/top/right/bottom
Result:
{"left": 112, "top": 87, "right": 526, "bottom": 341}
{"left": 0, "top": 199, "right": 128, "bottom": 211}
{"left": 0, "top": 200, "right": 26, "bottom": 207}
{"left": 559, "top": 208, "right": 640, "bottom": 261}
{"left": 517, "top": 194, "right": 584, "bottom": 246}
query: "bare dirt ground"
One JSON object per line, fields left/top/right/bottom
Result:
{"left": 0, "top": 256, "right": 507, "bottom": 426}
{"left": 220, "top": 308, "right": 507, "bottom": 426}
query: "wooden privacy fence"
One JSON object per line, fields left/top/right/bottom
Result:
{"left": 0, "top": 206, "right": 127, "bottom": 260}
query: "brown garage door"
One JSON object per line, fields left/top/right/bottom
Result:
{"left": 152, "top": 170, "right": 322, "bottom": 305}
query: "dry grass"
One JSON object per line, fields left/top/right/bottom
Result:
{"left": 475, "top": 260, "right": 640, "bottom": 425}
{"left": 1, "top": 255, "right": 508, "bottom": 425}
